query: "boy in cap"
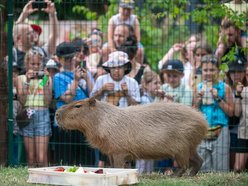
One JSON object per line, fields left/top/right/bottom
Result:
{"left": 107, "top": 0, "right": 140, "bottom": 53}
{"left": 158, "top": 59, "right": 193, "bottom": 106}
{"left": 91, "top": 51, "right": 140, "bottom": 107}
{"left": 52, "top": 41, "right": 95, "bottom": 165}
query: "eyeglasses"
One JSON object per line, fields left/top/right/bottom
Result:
{"left": 31, "top": 47, "right": 44, "bottom": 58}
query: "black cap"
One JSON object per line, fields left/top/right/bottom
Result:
{"left": 162, "top": 59, "right": 184, "bottom": 73}
{"left": 228, "top": 57, "right": 246, "bottom": 72}
{"left": 56, "top": 42, "right": 77, "bottom": 58}
{"left": 72, "top": 39, "right": 89, "bottom": 55}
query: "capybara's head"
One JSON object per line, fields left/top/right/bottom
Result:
{"left": 55, "top": 98, "right": 99, "bottom": 131}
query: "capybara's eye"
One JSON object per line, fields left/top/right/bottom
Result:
{"left": 75, "top": 105, "right": 82, "bottom": 108}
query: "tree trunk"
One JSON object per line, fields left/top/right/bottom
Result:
{"left": 0, "top": 0, "right": 8, "bottom": 166}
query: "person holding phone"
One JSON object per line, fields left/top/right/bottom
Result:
{"left": 52, "top": 42, "right": 95, "bottom": 165}
{"left": 16, "top": 0, "right": 58, "bottom": 57}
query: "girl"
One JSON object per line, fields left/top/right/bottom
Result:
{"left": 233, "top": 64, "right": 248, "bottom": 172}
{"left": 136, "top": 71, "right": 161, "bottom": 174}
{"left": 193, "top": 55, "right": 234, "bottom": 172}
{"left": 17, "top": 47, "right": 52, "bottom": 167}
{"left": 225, "top": 56, "right": 247, "bottom": 171}
{"left": 190, "top": 41, "right": 212, "bottom": 92}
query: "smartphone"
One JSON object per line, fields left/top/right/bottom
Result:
{"left": 32, "top": 1, "right": 47, "bottom": 9}
{"left": 80, "top": 61, "right": 87, "bottom": 69}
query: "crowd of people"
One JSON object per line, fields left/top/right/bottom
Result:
{"left": 8, "top": 0, "right": 248, "bottom": 174}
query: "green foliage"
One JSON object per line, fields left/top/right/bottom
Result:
{"left": 72, "top": 5, "right": 97, "bottom": 20}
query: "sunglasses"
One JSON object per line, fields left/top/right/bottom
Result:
{"left": 31, "top": 47, "right": 44, "bottom": 58}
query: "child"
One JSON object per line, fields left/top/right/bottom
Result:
{"left": 157, "top": 59, "right": 193, "bottom": 174}
{"left": 136, "top": 71, "right": 161, "bottom": 174}
{"left": 108, "top": 0, "right": 140, "bottom": 53}
{"left": 90, "top": 51, "right": 140, "bottom": 166}
{"left": 159, "top": 59, "right": 193, "bottom": 106}
{"left": 190, "top": 41, "right": 212, "bottom": 91}
{"left": 234, "top": 64, "right": 248, "bottom": 172}
{"left": 16, "top": 47, "right": 53, "bottom": 167}
{"left": 225, "top": 56, "right": 247, "bottom": 171}
{"left": 193, "top": 55, "right": 234, "bottom": 172}
{"left": 91, "top": 51, "right": 140, "bottom": 107}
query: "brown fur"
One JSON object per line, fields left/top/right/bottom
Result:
{"left": 56, "top": 98, "right": 208, "bottom": 176}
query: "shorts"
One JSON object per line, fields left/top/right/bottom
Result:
{"left": 233, "top": 138, "right": 248, "bottom": 153}
{"left": 20, "top": 109, "right": 51, "bottom": 137}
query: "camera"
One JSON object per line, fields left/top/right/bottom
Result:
{"left": 32, "top": 1, "right": 47, "bottom": 9}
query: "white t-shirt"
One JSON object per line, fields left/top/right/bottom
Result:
{"left": 90, "top": 74, "right": 140, "bottom": 107}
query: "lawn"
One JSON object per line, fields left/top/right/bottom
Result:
{"left": 1, "top": 166, "right": 248, "bottom": 186}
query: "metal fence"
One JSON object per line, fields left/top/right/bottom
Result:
{"left": 1, "top": 0, "right": 248, "bottom": 173}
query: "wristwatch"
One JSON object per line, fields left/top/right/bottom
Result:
{"left": 235, "top": 94, "right": 243, "bottom": 100}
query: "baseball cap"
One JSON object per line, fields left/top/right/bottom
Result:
{"left": 31, "top": 24, "right": 42, "bottom": 35}
{"left": 162, "top": 59, "right": 184, "bottom": 73}
{"left": 228, "top": 57, "right": 246, "bottom": 72}
{"left": 46, "top": 59, "right": 60, "bottom": 70}
{"left": 56, "top": 42, "right": 77, "bottom": 58}
{"left": 119, "top": 0, "right": 135, "bottom": 9}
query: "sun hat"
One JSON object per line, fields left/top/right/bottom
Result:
{"left": 31, "top": 24, "right": 42, "bottom": 35}
{"left": 119, "top": 0, "right": 135, "bottom": 9}
{"left": 102, "top": 51, "right": 132, "bottom": 75}
{"left": 162, "top": 59, "right": 184, "bottom": 73}
{"left": 56, "top": 42, "right": 77, "bottom": 58}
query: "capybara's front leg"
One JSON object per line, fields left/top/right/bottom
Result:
{"left": 188, "top": 152, "right": 203, "bottom": 176}
{"left": 112, "top": 154, "right": 127, "bottom": 168}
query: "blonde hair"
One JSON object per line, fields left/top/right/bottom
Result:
{"left": 24, "top": 48, "right": 44, "bottom": 70}
{"left": 141, "top": 71, "right": 159, "bottom": 92}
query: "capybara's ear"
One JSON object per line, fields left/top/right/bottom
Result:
{"left": 88, "top": 97, "right": 96, "bottom": 107}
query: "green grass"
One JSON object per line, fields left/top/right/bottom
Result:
{"left": 0, "top": 166, "right": 248, "bottom": 186}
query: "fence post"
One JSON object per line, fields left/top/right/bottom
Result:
{"left": 7, "top": 0, "right": 14, "bottom": 166}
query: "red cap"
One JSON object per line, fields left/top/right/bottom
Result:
{"left": 31, "top": 24, "right": 42, "bottom": 35}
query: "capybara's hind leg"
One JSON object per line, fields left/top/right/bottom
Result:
{"left": 172, "top": 154, "right": 188, "bottom": 177}
{"left": 189, "top": 152, "right": 203, "bottom": 176}
{"left": 172, "top": 167, "right": 187, "bottom": 177}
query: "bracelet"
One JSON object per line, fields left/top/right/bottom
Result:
{"left": 235, "top": 94, "right": 243, "bottom": 99}
{"left": 215, "top": 97, "right": 222, "bottom": 103}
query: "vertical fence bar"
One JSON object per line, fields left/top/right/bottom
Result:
{"left": 7, "top": 0, "right": 13, "bottom": 166}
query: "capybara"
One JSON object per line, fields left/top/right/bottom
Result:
{"left": 55, "top": 98, "right": 208, "bottom": 176}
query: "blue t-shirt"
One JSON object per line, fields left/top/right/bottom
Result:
{"left": 53, "top": 71, "right": 88, "bottom": 109}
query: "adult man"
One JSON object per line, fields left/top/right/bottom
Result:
{"left": 215, "top": 18, "right": 246, "bottom": 63}
{"left": 102, "top": 24, "right": 144, "bottom": 64}
{"left": 14, "top": 0, "right": 58, "bottom": 69}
